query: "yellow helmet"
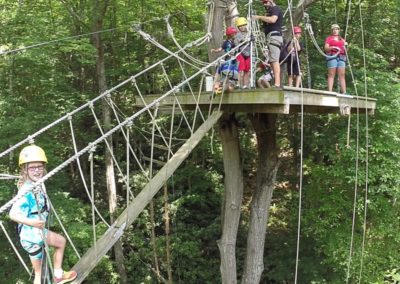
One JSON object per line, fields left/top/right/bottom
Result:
{"left": 19, "top": 145, "right": 47, "bottom": 166}
{"left": 236, "top": 17, "right": 247, "bottom": 27}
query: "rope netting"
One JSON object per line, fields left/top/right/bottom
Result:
{"left": 0, "top": 15, "right": 234, "bottom": 281}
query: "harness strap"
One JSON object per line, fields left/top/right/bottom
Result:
{"left": 30, "top": 194, "right": 49, "bottom": 215}
{"left": 28, "top": 245, "right": 43, "bottom": 257}
{"left": 269, "top": 42, "right": 282, "bottom": 48}
{"left": 326, "top": 54, "right": 347, "bottom": 62}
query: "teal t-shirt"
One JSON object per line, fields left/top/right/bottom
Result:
{"left": 10, "top": 181, "right": 49, "bottom": 244}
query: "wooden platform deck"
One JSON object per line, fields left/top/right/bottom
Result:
{"left": 135, "top": 86, "right": 377, "bottom": 115}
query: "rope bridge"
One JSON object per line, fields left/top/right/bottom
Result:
{"left": 0, "top": 18, "right": 231, "bottom": 283}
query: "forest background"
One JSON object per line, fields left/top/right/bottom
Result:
{"left": 0, "top": 0, "right": 399, "bottom": 283}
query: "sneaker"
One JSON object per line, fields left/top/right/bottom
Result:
{"left": 54, "top": 270, "right": 77, "bottom": 284}
{"left": 271, "top": 85, "right": 283, "bottom": 90}
{"left": 214, "top": 86, "right": 222, "bottom": 95}
{"left": 242, "top": 85, "right": 249, "bottom": 89}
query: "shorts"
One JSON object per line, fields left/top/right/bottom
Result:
{"left": 327, "top": 56, "right": 346, "bottom": 69}
{"left": 267, "top": 36, "right": 283, "bottom": 63}
{"left": 218, "top": 62, "right": 238, "bottom": 80}
{"left": 287, "top": 59, "right": 301, "bottom": 76}
{"left": 237, "top": 54, "right": 251, "bottom": 72}
{"left": 21, "top": 239, "right": 44, "bottom": 260}
{"left": 260, "top": 72, "right": 273, "bottom": 82}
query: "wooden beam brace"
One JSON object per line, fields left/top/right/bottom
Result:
{"left": 70, "top": 110, "right": 223, "bottom": 283}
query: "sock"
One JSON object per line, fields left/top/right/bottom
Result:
{"left": 54, "top": 268, "right": 63, "bottom": 279}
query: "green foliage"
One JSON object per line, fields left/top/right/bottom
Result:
{"left": 0, "top": 0, "right": 399, "bottom": 283}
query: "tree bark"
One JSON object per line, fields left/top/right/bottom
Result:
{"left": 217, "top": 113, "right": 244, "bottom": 284}
{"left": 91, "top": 1, "right": 128, "bottom": 283}
{"left": 241, "top": 113, "right": 279, "bottom": 284}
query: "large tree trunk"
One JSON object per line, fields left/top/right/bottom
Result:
{"left": 208, "top": 0, "right": 239, "bottom": 60}
{"left": 91, "top": 1, "right": 128, "bottom": 283}
{"left": 217, "top": 113, "right": 244, "bottom": 284}
{"left": 241, "top": 113, "right": 279, "bottom": 284}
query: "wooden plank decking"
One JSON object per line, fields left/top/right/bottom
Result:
{"left": 135, "top": 87, "right": 377, "bottom": 115}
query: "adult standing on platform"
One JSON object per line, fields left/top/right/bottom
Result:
{"left": 324, "top": 24, "right": 348, "bottom": 94}
{"left": 253, "top": 0, "right": 283, "bottom": 88}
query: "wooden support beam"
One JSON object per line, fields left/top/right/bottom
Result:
{"left": 70, "top": 111, "right": 223, "bottom": 283}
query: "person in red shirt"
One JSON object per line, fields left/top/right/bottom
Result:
{"left": 324, "top": 24, "right": 348, "bottom": 94}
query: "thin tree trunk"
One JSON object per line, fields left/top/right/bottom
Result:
{"left": 163, "top": 183, "right": 173, "bottom": 283}
{"left": 241, "top": 113, "right": 280, "bottom": 284}
{"left": 217, "top": 113, "right": 244, "bottom": 284}
{"left": 91, "top": 1, "right": 128, "bottom": 283}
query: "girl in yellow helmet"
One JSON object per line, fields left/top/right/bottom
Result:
{"left": 10, "top": 145, "right": 77, "bottom": 284}
{"left": 235, "top": 17, "right": 251, "bottom": 89}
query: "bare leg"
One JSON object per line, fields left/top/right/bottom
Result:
{"left": 46, "top": 230, "right": 66, "bottom": 270}
{"left": 327, "top": 68, "right": 337, "bottom": 92}
{"left": 337, "top": 67, "right": 346, "bottom": 93}
{"left": 295, "top": 74, "right": 302, "bottom": 88}
{"left": 238, "top": 71, "right": 244, "bottom": 88}
{"left": 243, "top": 71, "right": 250, "bottom": 87}
{"left": 31, "top": 259, "right": 42, "bottom": 284}
{"left": 257, "top": 78, "right": 264, "bottom": 88}
{"left": 288, "top": 75, "right": 293, "bottom": 87}
{"left": 271, "top": 61, "right": 280, "bottom": 87}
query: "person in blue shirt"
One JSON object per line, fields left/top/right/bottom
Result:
{"left": 10, "top": 145, "right": 77, "bottom": 284}
{"left": 211, "top": 27, "right": 238, "bottom": 94}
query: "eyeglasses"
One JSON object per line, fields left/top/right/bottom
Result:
{"left": 27, "top": 165, "right": 45, "bottom": 172}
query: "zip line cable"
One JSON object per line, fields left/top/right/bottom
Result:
{"left": 0, "top": 12, "right": 184, "bottom": 57}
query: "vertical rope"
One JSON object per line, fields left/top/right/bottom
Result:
{"left": 358, "top": 2, "right": 369, "bottom": 282}
{"left": 89, "top": 147, "right": 97, "bottom": 249}
{"left": 0, "top": 221, "right": 31, "bottom": 274}
{"left": 286, "top": 0, "right": 306, "bottom": 282}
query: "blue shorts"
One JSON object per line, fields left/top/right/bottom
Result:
{"left": 327, "top": 56, "right": 346, "bottom": 69}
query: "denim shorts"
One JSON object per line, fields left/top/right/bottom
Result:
{"left": 327, "top": 57, "right": 346, "bottom": 69}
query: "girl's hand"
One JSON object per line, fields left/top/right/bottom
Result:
{"left": 31, "top": 219, "right": 45, "bottom": 229}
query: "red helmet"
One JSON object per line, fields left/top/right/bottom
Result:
{"left": 293, "top": 26, "right": 302, "bottom": 34}
{"left": 226, "top": 27, "right": 237, "bottom": 36}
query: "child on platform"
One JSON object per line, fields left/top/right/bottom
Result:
{"left": 211, "top": 27, "right": 239, "bottom": 94}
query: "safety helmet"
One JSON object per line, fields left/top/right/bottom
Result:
{"left": 19, "top": 145, "right": 47, "bottom": 166}
{"left": 331, "top": 24, "right": 340, "bottom": 30}
{"left": 226, "top": 27, "right": 237, "bottom": 36}
{"left": 236, "top": 17, "right": 248, "bottom": 27}
{"left": 293, "top": 26, "right": 302, "bottom": 34}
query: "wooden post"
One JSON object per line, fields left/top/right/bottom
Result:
{"left": 217, "top": 113, "right": 244, "bottom": 284}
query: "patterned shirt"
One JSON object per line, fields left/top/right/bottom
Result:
{"left": 10, "top": 181, "right": 49, "bottom": 244}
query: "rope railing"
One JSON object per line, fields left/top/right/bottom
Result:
{"left": 0, "top": 34, "right": 239, "bottom": 215}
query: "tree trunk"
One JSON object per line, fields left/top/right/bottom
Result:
{"left": 217, "top": 113, "right": 244, "bottom": 284}
{"left": 91, "top": 1, "right": 128, "bottom": 283}
{"left": 241, "top": 113, "right": 279, "bottom": 284}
